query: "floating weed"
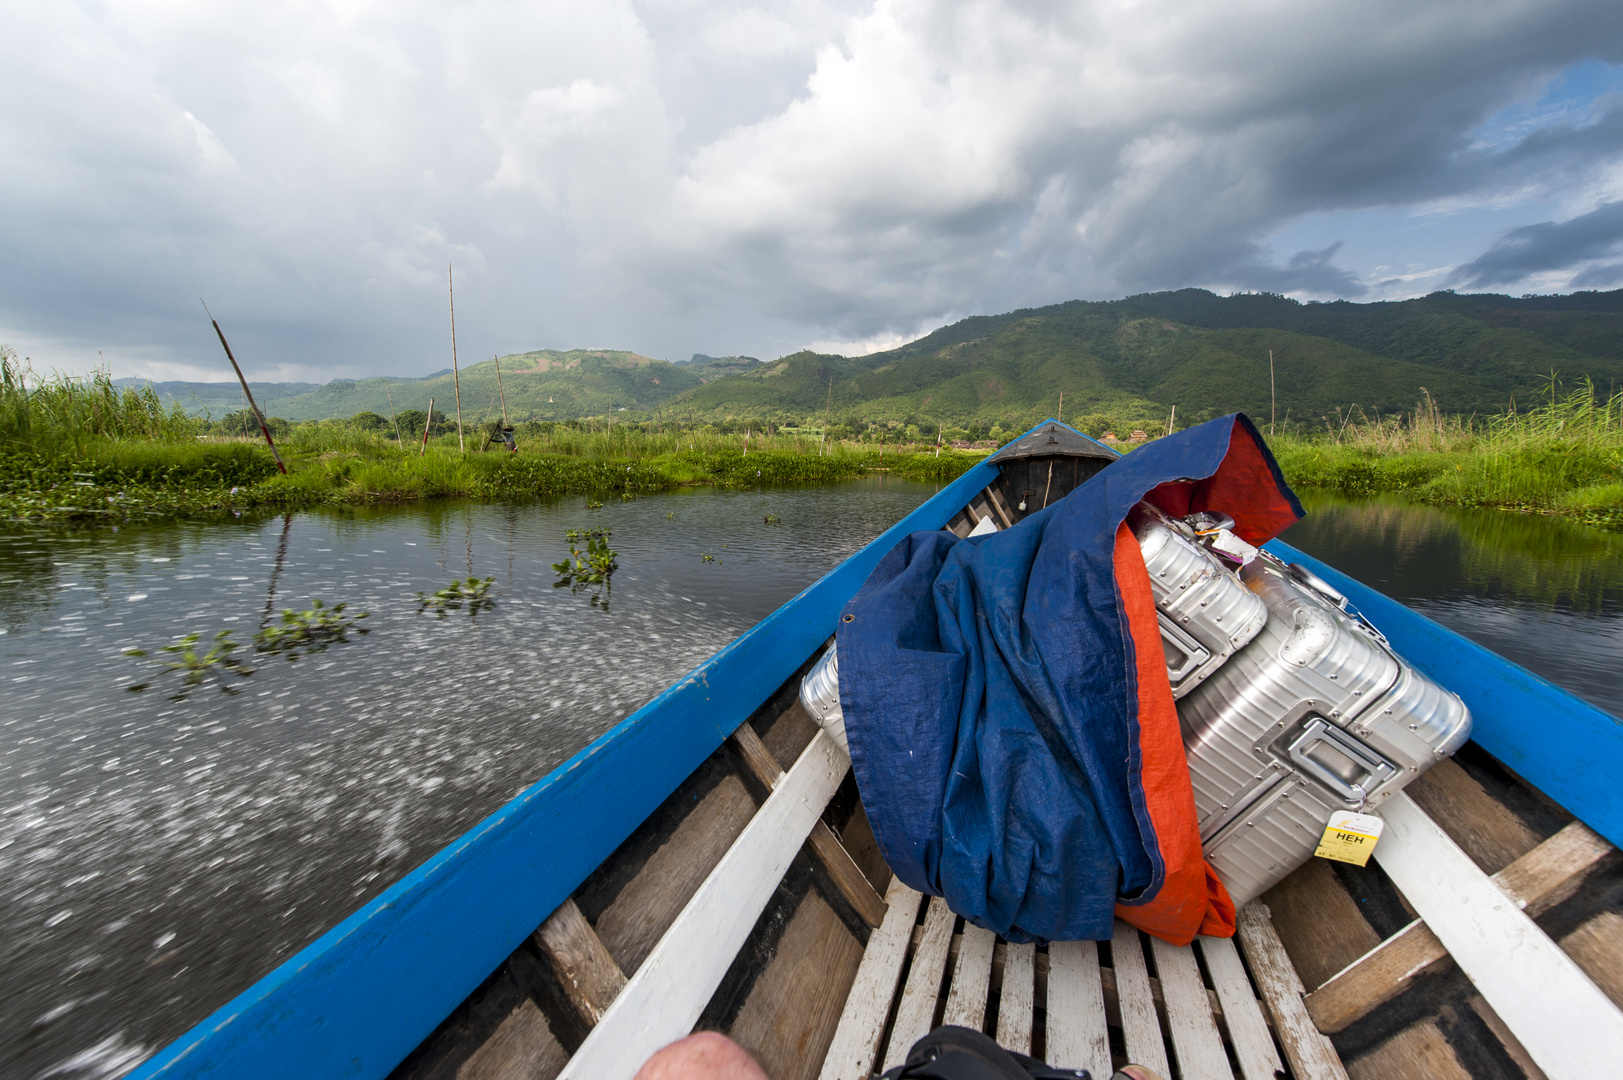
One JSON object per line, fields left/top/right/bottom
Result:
{"left": 554, "top": 527, "right": 619, "bottom": 608}
{"left": 665, "top": 512, "right": 675, "bottom": 520}
{"left": 255, "top": 599, "right": 369, "bottom": 660}
{"left": 701, "top": 552, "right": 715, "bottom": 563}
{"left": 763, "top": 514, "right": 781, "bottom": 525}
{"left": 417, "top": 576, "right": 496, "bottom": 618}
{"left": 584, "top": 498, "right": 604, "bottom": 510}
{"left": 125, "top": 631, "right": 254, "bottom": 700}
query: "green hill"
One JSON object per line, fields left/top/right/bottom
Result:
{"left": 258, "top": 350, "right": 706, "bottom": 421}
{"left": 131, "top": 287, "right": 1623, "bottom": 432}
{"left": 658, "top": 288, "right": 1623, "bottom": 431}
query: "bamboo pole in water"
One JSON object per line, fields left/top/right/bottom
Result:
{"left": 201, "top": 301, "right": 287, "bottom": 474}
{"left": 386, "top": 385, "right": 402, "bottom": 446}
{"left": 448, "top": 264, "right": 465, "bottom": 452}
{"left": 494, "top": 354, "right": 508, "bottom": 423}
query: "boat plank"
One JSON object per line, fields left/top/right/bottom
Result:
{"left": 1494, "top": 819, "right": 1612, "bottom": 915}
{"left": 727, "top": 891, "right": 865, "bottom": 1080}
{"left": 532, "top": 899, "right": 626, "bottom": 1028}
{"left": 592, "top": 772, "right": 756, "bottom": 976}
{"left": 559, "top": 732, "right": 850, "bottom": 1080}
{"left": 1468, "top": 997, "right": 1549, "bottom": 1080}
{"left": 817, "top": 879, "right": 925, "bottom": 1080}
{"left": 731, "top": 721, "right": 786, "bottom": 788}
{"left": 1196, "top": 935, "right": 1281, "bottom": 1080}
{"left": 1110, "top": 922, "right": 1170, "bottom": 1078}
{"left": 1233, "top": 903, "right": 1348, "bottom": 1080}
{"left": 1559, "top": 910, "right": 1623, "bottom": 1009}
{"left": 984, "top": 484, "right": 1016, "bottom": 529}
{"left": 1372, "top": 792, "right": 1623, "bottom": 1079}
{"left": 941, "top": 924, "right": 997, "bottom": 1031}
{"left": 994, "top": 942, "right": 1036, "bottom": 1057}
{"left": 732, "top": 722, "right": 888, "bottom": 928}
{"left": 883, "top": 896, "right": 957, "bottom": 1071}
{"left": 1149, "top": 937, "right": 1232, "bottom": 1080}
{"left": 1258, "top": 859, "right": 1380, "bottom": 993}
{"left": 1403, "top": 758, "right": 1542, "bottom": 875}
{"left": 454, "top": 999, "right": 568, "bottom": 1080}
{"left": 1342, "top": 1020, "right": 1470, "bottom": 1080}
{"left": 1304, "top": 819, "right": 1613, "bottom": 1032}
{"left": 1044, "top": 940, "right": 1109, "bottom": 1080}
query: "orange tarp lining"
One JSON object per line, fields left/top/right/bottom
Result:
{"left": 1111, "top": 522, "right": 1236, "bottom": 944}
{"left": 1146, "top": 423, "right": 1301, "bottom": 546}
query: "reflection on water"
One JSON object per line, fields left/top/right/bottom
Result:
{"left": 0, "top": 479, "right": 937, "bottom": 1079}
{"left": 1282, "top": 491, "right": 1623, "bottom": 717}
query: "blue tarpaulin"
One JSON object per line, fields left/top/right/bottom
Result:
{"left": 835, "top": 414, "right": 1302, "bottom": 944}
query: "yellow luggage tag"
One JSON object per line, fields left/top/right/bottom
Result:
{"left": 1314, "top": 809, "right": 1384, "bottom": 866}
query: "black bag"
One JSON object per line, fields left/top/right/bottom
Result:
{"left": 877, "top": 1026, "right": 1091, "bottom": 1080}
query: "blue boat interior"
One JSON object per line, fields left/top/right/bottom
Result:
{"left": 127, "top": 421, "right": 1623, "bottom": 1080}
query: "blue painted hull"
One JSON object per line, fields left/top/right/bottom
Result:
{"left": 128, "top": 435, "right": 1622, "bottom": 1080}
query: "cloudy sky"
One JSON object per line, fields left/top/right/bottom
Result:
{"left": 4, "top": 0, "right": 1623, "bottom": 382}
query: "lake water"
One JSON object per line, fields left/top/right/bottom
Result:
{"left": 0, "top": 478, "right": 939, "bottom": 1079}
{"left": 2, "top": 481, "right": 1619, "bottom": 1078}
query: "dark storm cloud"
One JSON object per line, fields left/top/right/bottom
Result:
{"left": 3, "top": 1, "right": 1623, "bottom": 375}
{"left": 1455, "top": 200, "right": 1623, "bottom": 287}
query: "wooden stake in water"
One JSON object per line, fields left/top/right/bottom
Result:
{"left": 494, "top": 354, "right": 508, "bottom": 423}
{"left": 1269, "top": 349, "right": 1277, "bottom": 436}
{"left": 386, "top": 384, "right": 402, "bottom": 446}
{"left": 448, "top": 264, "right": 465, "bottom": 452}
{"left": 820, "top": 374, "right": 833, "bottom": 456}
{"left": 420, "top": 397, "right": 435, "bottom": 456}
{"left": 201, "top": 301, "right": 287, "bottom": 474}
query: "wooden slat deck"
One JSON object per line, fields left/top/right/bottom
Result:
{"left": 820, "top": 903, "right": 1301, "bottom": 1080}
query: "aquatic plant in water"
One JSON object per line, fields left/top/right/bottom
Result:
{"left": 255, "top": 599, "right": 370, "bottom": 660}
{"left": 418, "top": 577, "right": 496, "bottom": 618}
{"left": 125, "top": 631, "right": 254, "bottom": 700}
{"left": 763, "top": 514, "right": 781, "bottom": 525}
{"left": 554, "top": 527, "right": 618, "bottom": 608}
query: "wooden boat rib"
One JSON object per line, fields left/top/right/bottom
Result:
{"left": 129, "top": 422, "right": 1623, "bottom": 1080}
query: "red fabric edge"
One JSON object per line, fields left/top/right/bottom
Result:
{"left": 1111, "top": 522, "right": 1237, "bottom": 945}
{"left": 1145, "top": 420, "right": 1300, "bottom": 544}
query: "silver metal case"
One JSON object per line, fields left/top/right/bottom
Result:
{"left": 799, "top": 644, "right": 849, "bottom": 753}
{"left": 1132, "top": 507, "right": 1268, "bottom": 698}
{"left": 1177, "top": 555, "right": 1471, "bottom": 905}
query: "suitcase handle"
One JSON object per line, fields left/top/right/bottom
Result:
{"left": 1288, "top": 718, "right": 1398, "bottom": 804}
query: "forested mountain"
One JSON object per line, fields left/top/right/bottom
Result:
{"left": 126, "top": 288, "right": 1623, "bottom": 432}
{"left": 666, "top": 288, "right": 1623, "bottom": 432}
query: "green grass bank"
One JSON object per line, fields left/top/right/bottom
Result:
{"left": 1267, "top": 386, "right": 1623, "bottom": 529}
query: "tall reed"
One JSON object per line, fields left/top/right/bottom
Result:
{"left": 1, "top": 347, "right": 199, "bottom": 450}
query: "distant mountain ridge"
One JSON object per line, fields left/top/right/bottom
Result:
{"left": 668, "top": 288, "right": 1623, "bottom": 429}
{"left": 123, "top": 288, "right": 1623, "bottom": 428}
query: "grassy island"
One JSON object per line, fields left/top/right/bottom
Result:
{"left": 3, "top": 355, "right": 1618, "bottom": 529}
{"left": 0, "top": 358, "right": 977, "bottom": 523}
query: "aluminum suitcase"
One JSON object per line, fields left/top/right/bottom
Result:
{"left": 1176, "top": 552, "right": 1472, "bottom": 904}
{"left": 1131, "top": 504, "right": 1268, "bottom": 698}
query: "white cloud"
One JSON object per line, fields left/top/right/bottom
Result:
{"left": 1, "top": 0, "right": 1621, "bottom": 380}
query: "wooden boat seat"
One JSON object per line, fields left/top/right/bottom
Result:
{"left": 818, "top": 887, "right": 1327, "bottom": 1080}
